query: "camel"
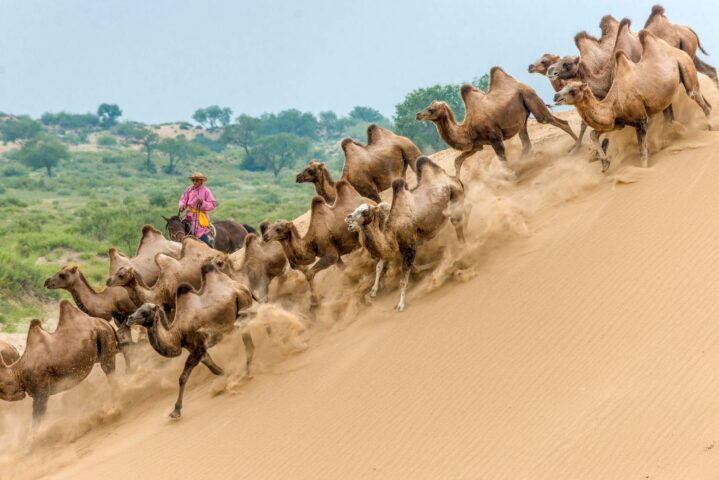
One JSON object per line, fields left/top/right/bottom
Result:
{"left": 45, "top": 265, "right": 137, "bottom": 367}
{"left": 0, "top": 340, "right": 19, "bottom": 365}
{"left": 554, "top": 30, "right": 712, "bottom": 171}
{"left": 125, "top": 262, "right": 254, "bottom": 418}
{"left": 337, "top": 125, "right": 421, "bottom": 202}
{"left": 263, "top": 180, "right": 373, "bottom": 305}
{"left": 163, "top": 215, "right": 255, "bottom": 254}
{"left": 345, "top": 156, "right": 468, "bottom": 311}
{"left": 573, "top": 15, "right": 621, "bottom": 74}
{"left": 295, "top": 160, "right": 338, "bottom": 203}
{"left": 416, "top": 67, "right": 577, "bottom": 177}
{"left": 208, "top": 232, "right": 288, "bottom": 303}
{"left": 644, "top": 5, "right": 718, "bottom": 87}
{"left": 107, "top": 237, "right": 220, "bottom": 312}
{"left": 108, "top": 225, "right": 181, "bottom": 287}
{"left": 0, "top": 300, "right": 117, "bottom": 423}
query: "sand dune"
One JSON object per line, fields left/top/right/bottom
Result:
{"left": 2, "top": 77, "right": 719, "bottom": 479}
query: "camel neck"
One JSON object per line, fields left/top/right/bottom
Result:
{"left": 435, "top": 109, "right": 468, "bottom": 150}
{"left": 282, "top": 226, "right": 315, "bottom": 266}
{"left": 147, "top": 310, "right": 182, "bottom": 357}
{"left": 68, "top": 274, "right": 96, "bottom": 315}
{"left": 317, "top": 170, "right": 337, "bottom": 203}
{"left": 360, "top": 218, "right": 395, "bottom": 260}
{"left": 574, "top": 92, "right": 615, "bottom": 131}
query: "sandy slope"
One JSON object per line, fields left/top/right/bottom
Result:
{"left": 3, "top": 78, "right": 719, "bottom": 479}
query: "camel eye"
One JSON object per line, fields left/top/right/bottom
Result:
{"left": 570, "top": 89, "right": 577, "bottom": 95}
{"left": 59, "top": 273, "right": 66, "bottom": 279}
{"left": 541, "top": 61, "right": 549, "bottom": 67}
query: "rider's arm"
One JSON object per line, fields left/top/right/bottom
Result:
{"left": 178, "top": 187, "right": 189, "bottom": 210}
{"left": 201, "top": 188, "right": 217, "bottom": 211}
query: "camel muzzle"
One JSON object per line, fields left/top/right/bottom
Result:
{"left": 43, "top": 279, "right": 52, "bottom": 288}
{"left": 553, "top": 93, "right": 565, "bottom": 105}
{"left": 528, "top": 64, "right": 535, "bottom": 73}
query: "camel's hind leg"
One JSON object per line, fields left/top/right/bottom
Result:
{"left": 590, "top": 130, "right": 610, "bottom": 172}
{"left": 678, "top": 60, "right": 712, "bottom": 119}
{"left": 369, "top": 259, "right": 385, "bottom": 298}
{"left": 32, "top": 393, "right": 49, "bottom": 424}
{"left": 395, "top": 246, "right": 416, "bottom": 312}
{"left": 453, "top": 149, "right": 477, "bottom": 179}
{"left": 98, "top": 328, "right": 119, "bottom": 399}
{"left": 201, "top": 352, "right": 224, "bottom": 375}
{"left": 634, "top": 118, "right": 649, "bottom": 168}
{"left": 663, "top": 105, "right": 675, "bottom": 123}
{"left": 170, "top": 348, "right": 204, "bottom": 418}
{"left": 569, "top": 121, "right": 587, "bottom": 154}
{"left": 241, "top": 331, "right": 255, "bottom": 377}
{"left": 521, "top": 90, "right": 577, "bottom": 141}
{"left": 519, "top": 119, "right": 532, "bottom": 157}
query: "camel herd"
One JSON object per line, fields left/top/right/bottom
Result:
{"left": 0, "top": 4, "right": 716, "bottom": 426}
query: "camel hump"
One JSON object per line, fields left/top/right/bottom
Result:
{"left": 244, "top": 232, "right": 259, "bottom": 248}
{"left": 366, "top": 124, "right": 383, "bottom": 144}
{"left": 176, "top": 283, "right": 194, "bottom": 297}
{"left": 259, "top": 220, "right": 271, "bottom": 236}
{"left": 142, "top": 224, "right": 161, "bottom": 236}
{"left": 574, "top": 31, "right": 598, "bottom": 48}
{"left": 638, "top": 29, "right": 658, "bottom": 48}
{"left": 599, "top": 15, "right": 618, "bottom": 36}
{"left": 650, "top": 5, "right": 665, "bottom": 17}
{"left": 619, "top": 17, "right": 632, "bottom": 31}
{"left": 489, "top": 67, "right": 514, "bottom": 91}
{"left": 29, "top": 319, "right": 43, "bottom": 331}
{"left": 155, "top": 252, "right": 177, "bottom": 269}
{"left": 340, "top": 137, "right": 359, "bottom": 152}
{"left": 391, "top": 178, "right": 407, "bottom": 195}
{"left": 460, "top": 83, "right": 481, "bottom": 99}
{"left": 200, "top": 261, "right": 217, "bottom": 276}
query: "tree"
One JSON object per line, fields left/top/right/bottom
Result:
{"left": 219, "top": 114, "right": 261, "bottom": 157}
{"left": 157, "top": 135, "right": 207, "bottom": 174}
{"left": 193, "top": 105, "right": 233, "bottom": 130}
{"left": 15, "top": 135, "right": 69, "bottom": 177}
{"left": 349, "top": 106, "right": 385, "bottom": 123}
{"left": 319, "top": 111, "right": 340, "bottom": 139}
{"left": 260, "top": 109, "right": 319, "bottom": 139}
{"left": 192, "top": 108, "right": 208, "bottom": 129}
{"left": 97, "top": 103, "right": 122, "bottom": 128}
{"left": 250, "top": 133, "right": 311, "bottom": 177}
{"left": 120, "top": 123, "right": 158, "bottom": 171}
{"left": 40, "top": 112, "right": 99, "bottom": 130}
{"left": 393, "top": 74, "right": 489, "bottom": 151}
{"left": 0, "top": 116, "right": 43, "bottom": 144}
{"left": 139, "top": 131, "right": 160, "bottom": 171}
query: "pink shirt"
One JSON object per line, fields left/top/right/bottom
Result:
{"left": 179, "top": 184, "right": 217, "bottom": 237}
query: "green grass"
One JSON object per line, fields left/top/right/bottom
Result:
{"left": 0, "top": 146, "right": 333, "bottom": 330}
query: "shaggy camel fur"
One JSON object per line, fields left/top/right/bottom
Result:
{"left": 208, "top": 233, "right": 288, "bottom": 303}
{"left": 108, "top": 225, "right": 181, "bottom": 287}
{"left": 0, "top": 300, "right": 117, "bottom": 423}
{"left": 44, "top": 265, "right": 137, "bottom": 367}
{"left": 126, "top": 263, "right": 253, "bottom": 418}
{"left": 554, "top": 31, "right": 712, "bottom": 171}
{"left": 263, "top": 180, "right": 373, "bottom": 305}
{"left": 416, "top": 67, "right": 577, "bottom": 177}
{"left": 345, "top": 157, "right": 468, "bottom": 311}
{"left": 644, "top": 5, "right": 718, "bottom": 87}
{"left": 0, "top": 340, "right": 19, "bottom": 365}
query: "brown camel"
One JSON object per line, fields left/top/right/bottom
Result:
{"left": 416, "top": 67, "right": 577, "bottom": 177}
{"left": 0, "top": 300, "right": 117, "bottom": 423}
{"left": 45, "top": 265, "right": 138, "bottom": 367}
{"left": 345, "top": 156, "right": 468, "bottom": 311}
{"left": 263, "top": 180, "right": 373, "bottom": 305}
{"left": 296, "top": 125, "right": 420, "bottom": 203}
{"left": 108, "top": 225, "right": 181, "bottom": 287}
{"left": 208, "top": 232, "right": 288, "bottom": 303}
{"left": 295, "top": 160, "right": 338, "bottom": 203}
{"left": 125, "top": 263, "right": 254, "bottom": 418}
{"left": 554, "top": 30, "right": 712, "bottom": 171}
{"left": 162, "top": 215, "right": 255, "bottom": 254}
{"left": 0, "top": 340, "right": 19, "bottom": 365}
{"left": 644, "top": 5, "right": 718, "bottom": 87}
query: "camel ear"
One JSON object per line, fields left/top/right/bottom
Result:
{"left": 318, "top": 162, "right": 325, "bottom": 169}
{"left": 573, "top": 56, "right": 580, "bottom": 65}
{"left": 69, "top": 266, "right": 78, "bottom": 273}
{"left": 161, "top": 215, "right": 170, "bottom": 223}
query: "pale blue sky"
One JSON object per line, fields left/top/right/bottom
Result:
{"left": 0, "top": 0, "right": 717, "bottom": 123}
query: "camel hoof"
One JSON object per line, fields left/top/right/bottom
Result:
{"left": 601, "top": 160, "right": 610, "bottom": 173}
{"left": 394, "top": 303, "right": 405, "bottom": 312}
{"left": 169, "top": 409, "right": 181, "bottom": 419}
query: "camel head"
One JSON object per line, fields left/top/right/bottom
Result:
{"left": 295, "top": 160, "right": 325, "bottom": 184}
{"left": 204, "top": 255, "right": 231, "bottom": 275}
{"left": 346, "top": 203, "right": 390, "bottom": 232}
{"left": 44, "top": 265, "right": 80, "bottom": 289}
{"left": 547, "top": 55, "right": 580, "bottom": 79}
{"left": 163, "top": 215, "right": 187, "bottom": 242}
{"left": 528, "top": 53, "right": 560, "bottom": 75}
{"left": 262, "top": 220, "right": 293, "bottom": 243}
{"left": 126, "top": 303, "right": 161, "bottom": 328}
{"left": 106, "top": 266, "right": 136, "bottom": 287}
{"left": 0, "top": 354, "right": 24, "bottom": 402}
{"left": 416, "top": 101, "right": 449, "bottom": 122}
{"left": 553, "top": 82, "right": 589, "bottom": 106}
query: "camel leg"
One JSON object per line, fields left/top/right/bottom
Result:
{"left": 635, "top": 118, "right": 649, "bottom": 168}
{"left": 32, "top": 393, "right": 49, "bottom": 424}
{"left": 369, "top": 259, "right": 385, "bottom": 297}
{"left": 546, "top": 115, "right": 577, "bottom": 141}
{"left": 453, "top": 150, "right": 476, "bottom": 178}
{"left": 569, "top": 122, "right": 587, "bottom": 154}
{"left": 519, "top": 121, "right": 532, "bottom": 157}
{"left": 590, "top": 130, "right": 610, "bottom": 172}
{"left": 170, "top": 348, "right": 204, "bottom": 418}
{"left": 489, "top": 139, "right": 507, "bottom": 162}
{"left": 114, "top": 324, "right": 134, "bottom": 372}
{"left": 98, "top": 329, "right": 119, "bottom": 401}
{"left": 693, "top": 56, "right": 719, "bottom": 88}
{"left": 663, "top": 104, "right": 675, "bottom": 123}
{"left": 241, "top": 331, "right": 255, "bottom": 377}
{"left": 395, "top": 246, "right": 416, "bottom": 312}
{"left": 201, "top": 352, "right": 224, "bottom": 375}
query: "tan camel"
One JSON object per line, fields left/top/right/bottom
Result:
{"left": 263, "top": 180, "right": 373, "bottom": 305}
{"left": 644, "top": 5, "right": 718, "bottom": 87}
{"left": 0, "top": 340, "right": 19, "bottom": 365}
{"left": 0, "top": 300, "right": 117, "bottom": 423}
{"left": 126, "top": 263, "right": 254, "bottom": 418}
{"left": 345, "top": 156, "right": 468, "bottom": 311}
{"left": 295, "top": 160, "right": 338, "bottom": 203}
{"left": 573, "top": 15, "right": 621, "bottom": 74}
{"left": 108, "top": 225, "right": 181, "bottom": 287}
{"left": 45, "top": 265, "right": 137, "bottom": 367}
{"left": 208, "top": 232, "right": 288, "bottom": 303}
{"left": 554, "top": 31, "right": 712, "bottom": 171}
{"left": 416, "top": 67, "right": 577, "bottom": 177}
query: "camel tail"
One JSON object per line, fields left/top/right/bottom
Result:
{"left": 690, "top": 28, "right": 709, "bottom": 55}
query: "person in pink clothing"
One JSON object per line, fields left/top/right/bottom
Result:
{"left": 179, "top": 171, "right": 217, "bottom": 245}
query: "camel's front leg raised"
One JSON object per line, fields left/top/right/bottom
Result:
{"left": 453, "top": 149, "right": 479, "bottom": 178}
{"left": 170, "top": 348, "right": 204, "bottom": 418}
{"left": 395, "top": 246, "right": 416, "bottom": 312}
{"left": 590, "top": 130, "right": 610, "bottom": 172}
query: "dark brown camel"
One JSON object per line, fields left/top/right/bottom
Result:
{"left": 163, "top": 215, "right": 256, "bottom": 254}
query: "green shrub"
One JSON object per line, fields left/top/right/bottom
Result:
{"left": 97, "top": 133, "right": 118, "bottom": 147}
